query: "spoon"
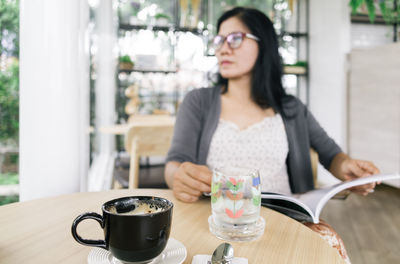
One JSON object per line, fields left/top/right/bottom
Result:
{"left": 211, "top": 243, "right": 234, "bottom": 264}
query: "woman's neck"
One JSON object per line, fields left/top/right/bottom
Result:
{"left": 221, "top": 76, "right": 275, "bottom": 129}
{"left": 226, "top": 76, "right": 252, "bottom": 103}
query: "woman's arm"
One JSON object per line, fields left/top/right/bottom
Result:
{"left": 329, "top": 152, "right": 380, "bottom": 195}
{"left": 303, "top": 102, "right": 380, "bottom": 195}
{"left": 166, "top": 89, "right": 203, "bottom": 164}
{"left": 164, "top": 89, "right": 214, "bottom": 202}
{"left": 329, "top": 152, "right": 350, "bottom": 181}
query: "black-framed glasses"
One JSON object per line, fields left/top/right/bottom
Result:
{"left": 212, "top": 32, "right": 260, "bottom": 51}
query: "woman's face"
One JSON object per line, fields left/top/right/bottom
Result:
{"left": 216, "top": 16, "right": 259, "bottom": 80}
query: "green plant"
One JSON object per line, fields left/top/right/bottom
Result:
{"left": 0, "top": 195, "right": 18, "bottom": 206}
{"left": 349, "top": 0, "right": 400, "bottom": 23}
{"left": 155, "top": 13, "right": 170, "bottom": 21}
{"left": 119, "top": 55, "right": 133, "bottom": 64}
{"left": 0, "top": 0, "right": 19, "bottom": 57}
{"left": 284, "top": 61, "right": 308, "bottom": 67}
{"left": 0, "top": 173, "right": 19, "bottom": 185}
{"left": 0, "top": 0, "right": 19, "bottom": 145}
{"left": 0, "top": 61, "right": 19, "bottom": 144}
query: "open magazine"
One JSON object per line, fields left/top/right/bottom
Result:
{"left": 261, "top": 173, "right": 400, "bottom": 224}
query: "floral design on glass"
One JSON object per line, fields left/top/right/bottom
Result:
{"left": 225, "top": 177, "right": 245, "bottom": 218}
{"left": 211, "top": 181, "right": 222, "bottom": 204}
{"left": 211, "top": 171, "right": 223, "bottom": 204}
{"left": 252, "top": 175, "right": 261, "bottom": 206}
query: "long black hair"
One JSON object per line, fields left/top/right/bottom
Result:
{"left": 216, "top": 7, "right": 287, "bottom": 113}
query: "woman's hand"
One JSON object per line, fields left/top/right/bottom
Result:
{"left": 332, "top": 153, "right": 380, "bottom": 196}
{"left": 166, "top": 161, "right": 212, "bottom": 203}
{"left": 341, "top": 159, "right": 380, "bottom": 195}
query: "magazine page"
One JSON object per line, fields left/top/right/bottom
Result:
{"left": 262, "top": 174, "right": 400, "bottom": 224}
{"left": 261, "top": 193, "right": 316, "bottom": 223}
{"left": 297, "top": 173, "right": 400, "bottom": 223}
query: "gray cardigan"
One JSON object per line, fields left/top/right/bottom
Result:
{"left": 166, "top": 86, "right": 342, "bottom": 193}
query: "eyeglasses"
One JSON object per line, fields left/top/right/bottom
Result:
{"left": 212, "top": 32, "right": 260, "bottom": 51}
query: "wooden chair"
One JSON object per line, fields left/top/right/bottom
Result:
{"left": 120, "top": 123, "right": 174, "bottom": 189}
{"left": 310, "top": 148, "right": 318, "bottom": 187}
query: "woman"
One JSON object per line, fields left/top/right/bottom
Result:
{"left": 164, "top": 7, "right": 379, "bottom": 262}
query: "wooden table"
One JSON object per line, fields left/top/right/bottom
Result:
{"left": 0, "top": 189, "right": 344, "bottom": 263}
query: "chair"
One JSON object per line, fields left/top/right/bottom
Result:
{"left": 310, "top": 148, "right": 318, "bottom": 187}
{"left": 120, "top": 123, "right": 174, "bottom": 189}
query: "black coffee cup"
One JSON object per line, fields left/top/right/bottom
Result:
{"left": 71, "top": 196, "right": 173, "bottom": 263}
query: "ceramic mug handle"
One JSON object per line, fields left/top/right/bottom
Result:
{"left": 71, "top": 212, "right": 107, "bottom": 249}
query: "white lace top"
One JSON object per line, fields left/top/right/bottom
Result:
{"left": 206, "top": 114, "right": 291, "bottom": 194}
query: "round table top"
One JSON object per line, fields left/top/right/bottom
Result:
{"left": 0, "top": 189, "right": 344, "bottom": 263}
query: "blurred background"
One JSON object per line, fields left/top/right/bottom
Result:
{"left": 0, "top": 0, "right": 399, "bottom": 201}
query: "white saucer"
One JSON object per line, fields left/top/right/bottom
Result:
{"left": 87, "top": 238, "right": 187, "bottom": 264}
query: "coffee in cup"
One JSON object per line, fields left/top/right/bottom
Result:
{"left": 71, "top": 196, "right": 173, "bottom": 263}
{"left": 107, "top": 198, "right": 165, "bottom": 215}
